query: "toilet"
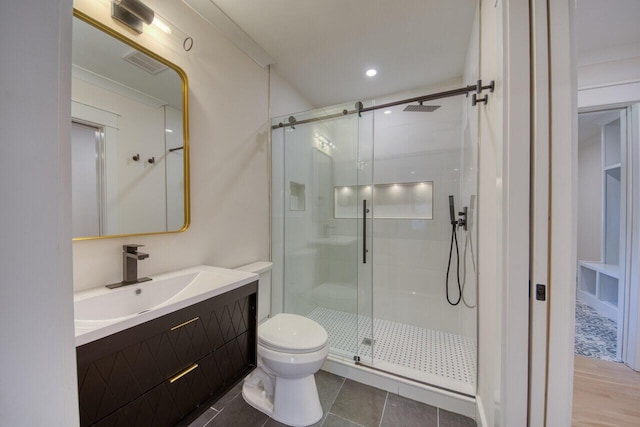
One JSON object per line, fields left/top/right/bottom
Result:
{"left": 243, "top": 313, "right": 329, "bottom": 426}
{"left": 235, "top": 262, "right": 329, "bottom": 427}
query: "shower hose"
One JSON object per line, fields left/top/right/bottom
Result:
{"left": 446, "top": 223, "right": 477, "bottom": 308}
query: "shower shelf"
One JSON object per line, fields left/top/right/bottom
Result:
{"left": 334, "top": 182, "right": 433, "bottom": 219}
{"left": 577, "top": 261, "right": 619, "bottom": 321}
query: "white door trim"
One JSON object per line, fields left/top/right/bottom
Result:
{"left": 529, "top": 0, "right": 550, "bottom": 424}
{"left": 545, "top": 0, "right": 578, "bottom": 424}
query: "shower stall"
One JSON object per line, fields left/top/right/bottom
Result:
{"left": 270, "top": 80, "right": 481, "bottom": 396}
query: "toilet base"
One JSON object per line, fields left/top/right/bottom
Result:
{"left": 242, "top": 371, "right": 323, "bottom": 427}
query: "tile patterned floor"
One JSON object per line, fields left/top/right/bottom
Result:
{"left": 187, "top": 370, "right": 476, "bottom": 427}
{"left": 574, "top": 300, "right": 618, "bottom": 362}
{"left": 307, "top": 307, "right": 476, "bottom": 388}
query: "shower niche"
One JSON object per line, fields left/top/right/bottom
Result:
{"left": 334, "top": 182, "right": 433, "bottom": 219}
{"left": 289, "top": 181, "right": 306, "bottom": 211}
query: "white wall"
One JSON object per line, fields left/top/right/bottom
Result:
{"left": 476, "top": 0, "right": 532, "bottom": 424}
{"left": 72, "top": 0, "right": 271, "bottom": 291}
{"left": 578, "top": 44, "right": 640, "bottom": 89}
{"left": 578, "top": 44, "right": 640, "bottom": 108}
{"left": 577, "top": 135, "right": 602, "bottom": 261}
{"left": 0, "top": 0, "right": 79, "bottom": 425}
{"left": 476, "top": 0, "right": 500, "bottom": 423}
{"left": 270, "top": 68, "right": 315, "bottom": 118}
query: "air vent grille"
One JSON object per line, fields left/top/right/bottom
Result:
{"left": 122, "top": 50, "right": 167, "bottom": 75}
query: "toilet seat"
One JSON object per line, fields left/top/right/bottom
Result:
{"left": 258, "top": 313, "right": 328, "bottom": 353}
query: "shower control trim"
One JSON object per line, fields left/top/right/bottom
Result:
{"left": 458, "top": 207, "right": 468, "bottom": 231}
{"left": 448, "top": 195, "right": 467, "bottom": 230}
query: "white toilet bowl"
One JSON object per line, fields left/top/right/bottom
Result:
{"left": 242, "top": 313, "right": 329, "bottom": 427}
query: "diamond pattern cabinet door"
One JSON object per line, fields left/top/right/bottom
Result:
{"left": 76, "top": 282, "right": 257, "bottom": 427}
{"left": 93, "top": 380, "right": 182, "bottom": 427}
{"left": 201, "top": 294, "right": 254, "bottom": 351}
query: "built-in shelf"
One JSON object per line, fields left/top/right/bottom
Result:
{"left": 334, "top": 181, "right": 433, "bottom": 219}
{"left": 290, "top": 181, "right": 306, "bottom": 211}
{"left": 604, "top": 163, "right": 622, "bottom": 171}
{"left": 577, "top": 261, "right": 619, "bottom": 321}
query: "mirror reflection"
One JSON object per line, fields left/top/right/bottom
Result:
{"left": 71, "top": 12, "right": 188, "bottom": 239}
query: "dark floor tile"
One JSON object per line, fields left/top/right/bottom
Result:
{"left": 321, "top": 413, "right": 364, "bottom": 427}
{"left": 315, "top": 370, "right": 345, "bottom": 414}
{"left": 208, "top": 391, "right": 268, "bottom": 427}
{"left": 329, "top": 380, "right": 387, "bottom": 427}
{"left": 211, "top": 381, "right": 244, "bottom": 411}
{"left": 187, "top": 407, "right": 219, "bottom": 427}
{"left": 380, "top": 393, "right": 437, "bottom": 427}
{"left": 262, "top": 418, "right": 288, "bottom": 427}
{"left": 438, "top": 408, "right": 477, "bottom": 427}
{"left": 260, "top": 371, "right": 345, "bottom": 427}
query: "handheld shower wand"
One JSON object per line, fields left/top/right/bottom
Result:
{"left": 446, "top": 196, "right": 463, "bottom": 306}
{"left": 445, "top": 195, "right": 476, "bottom": 307}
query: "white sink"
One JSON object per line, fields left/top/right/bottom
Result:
{"left": 73, "top": 265, "right": 257, "bottom": 346}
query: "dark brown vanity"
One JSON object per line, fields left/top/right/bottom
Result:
{"left": 76, "top": 282, "right": 257, "bottom": 427}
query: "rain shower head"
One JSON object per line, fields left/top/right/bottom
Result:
{"left": 403, "top": 102, "right": 440, "bottom": 112}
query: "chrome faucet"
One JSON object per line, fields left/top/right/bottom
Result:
{"left": 106, "top": 244, "right": 152, "bottom": 289}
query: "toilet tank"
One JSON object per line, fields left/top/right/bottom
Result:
{"left": 236, "top": 261, "right": 273, "bottom": 323}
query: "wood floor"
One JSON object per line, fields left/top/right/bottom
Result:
{"left": 572, "top": 355, "right": 640, "bottom": 426}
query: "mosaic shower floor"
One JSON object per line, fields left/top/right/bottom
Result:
{"left": 307, "top": 307, "right": 476, "bottom": 394}
{"left": 574, "top": 300, "right": 618, "bottom": 362}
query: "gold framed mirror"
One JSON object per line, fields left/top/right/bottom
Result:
{"left": 71, "top": 9, "right": 189, "bottom": 240}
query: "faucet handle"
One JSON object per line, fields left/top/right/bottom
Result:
{"left": 123, "top": 244, "right": 145, "bottom": 253}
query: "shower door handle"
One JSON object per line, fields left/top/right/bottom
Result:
{"left": 363, "top": 199, "right": 369, "bottom": 263}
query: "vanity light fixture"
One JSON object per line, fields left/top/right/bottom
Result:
{"left": 111, "top": 0, "right": 194, "bottom": 50}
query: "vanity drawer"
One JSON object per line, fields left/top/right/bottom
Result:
{"left": 77, "top": 283, "right": 257, "bottom": 427}
{"left": 92, "top": 333, "right": 255, "bottom": 427}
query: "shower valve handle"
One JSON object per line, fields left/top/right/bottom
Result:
{"left": 457, "top": 207, "right": 468, "bottom": 231}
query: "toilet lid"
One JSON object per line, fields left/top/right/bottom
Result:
{"left": 259, "top": 313, "right": 328, "bottom": 353}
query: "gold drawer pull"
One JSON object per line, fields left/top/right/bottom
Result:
{"left": 170, "top": 316, "right": 199, "bottom": 331}
{"left": 168, "top": 363, "right": 199, "bottom": 383}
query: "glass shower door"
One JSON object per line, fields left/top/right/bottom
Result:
{"left": 360, "top": 92, "right": 478, "bottom": 396}
{"left": 278, "top": 106, "right": 368, "bottom": 361}
{"left": 355, "top": 111, "right": 374, "bottom": 366}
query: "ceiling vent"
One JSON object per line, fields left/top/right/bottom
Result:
{"left": 122, "top": 50, "right": 167, "bottom": 75}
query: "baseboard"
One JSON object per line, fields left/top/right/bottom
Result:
{"left": 476, "top": 394, "right": 489, "bottom": 427}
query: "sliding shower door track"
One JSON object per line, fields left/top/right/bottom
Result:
{"left": 353, "top": 360, "right": 476, "bottom": 399}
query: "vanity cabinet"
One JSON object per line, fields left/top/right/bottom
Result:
{"left": 77, "top": 282, "right": 257, "bottom": 427}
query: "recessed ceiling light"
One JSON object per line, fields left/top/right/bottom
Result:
{"left": 366, "top": 69, "right": 377, "bottom": 77}
{"left": 384, "top": 110, "right": 392, "bottom": 115}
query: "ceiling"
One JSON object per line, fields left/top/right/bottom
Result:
{"left": 204, "top": 0, "right": 640, "bottom": 109}
{"left": 211, "top": 0, "right": 477, "bottom": 107}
